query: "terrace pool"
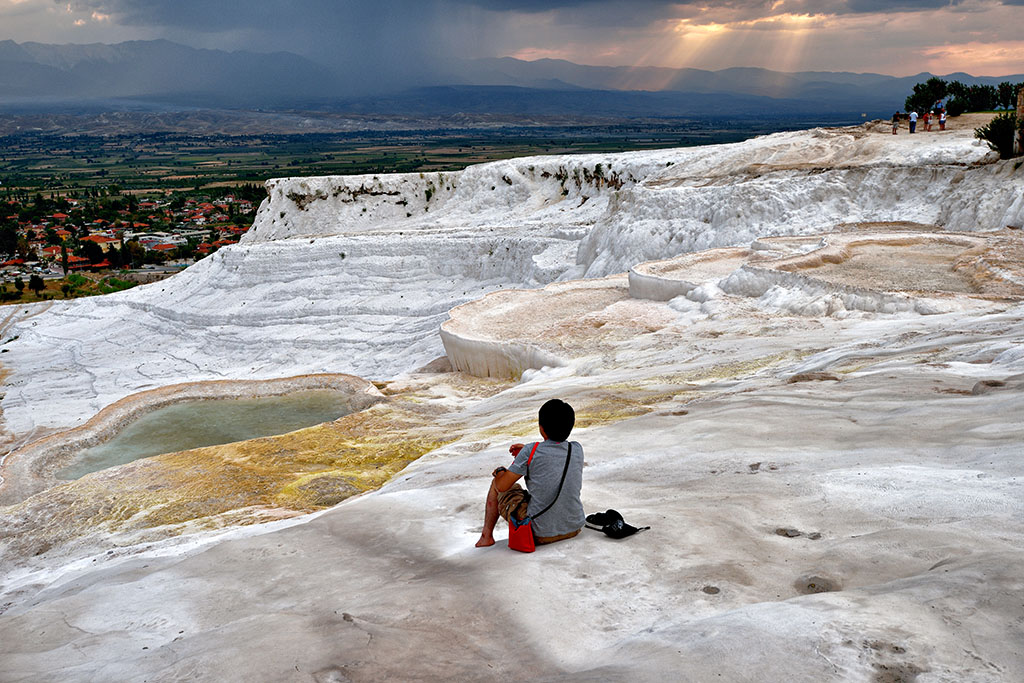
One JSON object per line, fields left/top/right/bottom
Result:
{"left": 57, "top": 390, "right": 356, "bottom": 480}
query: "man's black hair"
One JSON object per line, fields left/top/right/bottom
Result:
{"left": 539, "top": 399, "right": 575, "bottom": 442}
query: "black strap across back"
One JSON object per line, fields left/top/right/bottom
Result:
{"left": 526, "top": 443, "right": 572, "bottom": 521}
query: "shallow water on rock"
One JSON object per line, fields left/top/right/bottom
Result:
{"left": 806, "top": 243, "right": 976, "bottom": 293}
{"left": 57, "top": 390, "right": 355, "bottom": 480}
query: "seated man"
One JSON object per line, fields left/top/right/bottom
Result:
{"left": 475, "top": 399, "right": 585, "bottom": 547}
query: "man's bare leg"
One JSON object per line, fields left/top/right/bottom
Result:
{"left": 475, "top": 479, "right": 500, "bottom": 547}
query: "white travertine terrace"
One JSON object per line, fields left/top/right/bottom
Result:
{"left": 629, "top": 247, "right": 751, "bottom": 300}
{"left": 1, "top": 120, "right": 1024, "bottom": 681}
{"left": 441, "top": 276, "right": 632, "bottom": 378}
{"left": 629, "top": 229, "right": 1015, "bottom": 317}
{"left": 0, "top": 124, "right": 1020, "bottom": 442}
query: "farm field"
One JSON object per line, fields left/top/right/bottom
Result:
{"left": 0, "top": 118, "right": 843, "bottom": 194}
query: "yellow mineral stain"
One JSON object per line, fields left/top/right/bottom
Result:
{"left": 0, "top": 393, "right": 456, "bottom": 558}
{"left": 472, "top": 418, "right": 538, "bottom": 442}
{"left": 607, "top": 351, "right": 809, "bottom": 390}
{"left": 470, "top": 394, "right": 655, "bottom": 443}
{"left": 573, "top": 403, "right": 652, "bottom": 429}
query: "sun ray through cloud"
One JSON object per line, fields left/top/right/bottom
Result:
{"left": 0, "top": 1, "right": 1020, "bottom": 81}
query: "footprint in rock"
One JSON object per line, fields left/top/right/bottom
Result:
{"left": 313, "top": 666, "right": 351, "bottom": 683}
{"left": 775, "top": 528, "right": 822, "bottom": 540}
{"left": 873, "top": 661, "right": 923, "bottom": 683}
{"left": 794, "top": 574, "right": 841, "bottom": 594}
{"left": 865, "top": 640, "right": 907, "bottom": 656}
{"left": 843, "top": 640, "right": 921, "bottom": 683}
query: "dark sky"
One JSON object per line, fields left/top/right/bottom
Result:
{"left": 1, "top": 0, "right": 1022, "bottom": 76}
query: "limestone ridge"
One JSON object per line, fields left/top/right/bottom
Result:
{"left": 580, "top": 126, "right": 1023, "bottom": 276}
{"left": 1, "top": 122, "right": 1021, "bottom": 439}
{"left": 246, "top": 154, "right": 655, "bottom": 244}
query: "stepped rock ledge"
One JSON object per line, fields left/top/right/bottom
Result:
{"left": 1, "top": 119, "right": 1023, "bottom": 681}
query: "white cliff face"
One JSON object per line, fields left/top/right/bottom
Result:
{"left": 245, "top": 152, "right": 673, "bottom": 244}
{"left": 579, "top": 127, "right": 1024, "bottom": 276}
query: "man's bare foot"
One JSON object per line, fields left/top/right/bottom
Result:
{"left": 475, "top": 535, "right": 495, "bottom": 547}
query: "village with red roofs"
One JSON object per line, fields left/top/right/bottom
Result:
{"left": 0, "top": 187, "right": 261, "bottom": 302}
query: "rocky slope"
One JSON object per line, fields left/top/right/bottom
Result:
{"left": 1, "top": 119, "right": 1023, "bottom": 681}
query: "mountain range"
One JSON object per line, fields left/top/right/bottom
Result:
{"left": 1, "top": 39, "right": 1020, "bottom": 120}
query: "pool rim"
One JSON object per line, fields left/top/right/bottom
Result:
{"left": 0, "top": 373, "right": 384, "bottom": 506}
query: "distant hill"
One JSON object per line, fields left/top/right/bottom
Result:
{"left": 456, "top": 57, "right": 1024, "bottom": 113}
{"left": 0, "top": 39, "right": 341, "bottom": 106}
{"left": 0, "top": 40, "right": 1020, "bottom": 120}
{"left": 328, "top": 85, "right": 880, "bottom": 119}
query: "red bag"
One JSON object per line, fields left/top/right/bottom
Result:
{"left": 508, "top": 442, "right": 539, "bottom": 553}
{"left": 508, "top": 515, "right": 536, "bottom": 553}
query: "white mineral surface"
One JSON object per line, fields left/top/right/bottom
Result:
{"left": 1, "top": 119, "right": 1023, "bottom": 681}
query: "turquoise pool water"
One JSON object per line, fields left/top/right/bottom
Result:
{"left": 57, "top": 390, "right": 355, "bottom": 480}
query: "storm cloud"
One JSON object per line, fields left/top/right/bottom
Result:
{"left": 51, "top": 0, "right": 1018, "bottom": 31}
{"left": 0, "top": 0, "right": 1019, "bottom": 77}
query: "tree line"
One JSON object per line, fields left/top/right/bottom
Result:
{"left": 904, "top": 76, "right": 1023, "bottom": 160}
{"left": 905, "top": 77, "right": 1021, "bottom": 116}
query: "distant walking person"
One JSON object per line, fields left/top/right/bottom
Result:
{"left": 939, "top": 110, "right": 946, "bottom": 131}
{"left": 923, "top": 112, "right": 931, "bottom": 132}
{"left": 909, "top": 111, "right": 918, "bottom": 134}
{"left": 892, "top": 112, "right": 900, "bottom": 135}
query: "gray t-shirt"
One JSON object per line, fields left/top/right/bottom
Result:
{"left": 509, "top": 439, "right": 585, "bottom": 538}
